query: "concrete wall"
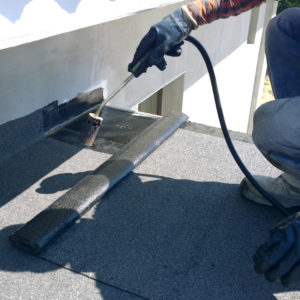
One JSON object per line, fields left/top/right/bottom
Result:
{"left": 0, "top": 0, "right": 269, "bottom": 132}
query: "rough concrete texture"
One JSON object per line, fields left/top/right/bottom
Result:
{"left": 10, "top": 112, "right": 187, "bottom": 255}
{"left": 1, "top": 127, "right": 300, "bottom": 299}
{"left": 38, "top": 129, "right": 298, "bottom": 299}
{"left": 0, "top": 108, "right": 43, "bottom": 164}
{"left": 0, "top": 242, "right": 139, "bottom": 300}
{"left": 0, "top": 137, "right": 135, "bottom": 299}
{"left": 183, "top": 120, "right": 253, "bottom": 143}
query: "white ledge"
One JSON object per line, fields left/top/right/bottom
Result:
{"left": 0, "top": 0, "right": 183, "bottom": 50}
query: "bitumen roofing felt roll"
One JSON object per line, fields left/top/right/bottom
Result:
{"left": 9, "top": 111, "right": 188, "bottom": 255}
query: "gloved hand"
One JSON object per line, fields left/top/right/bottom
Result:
{"left": 253, "top": 212, "right": 300, "bottom": 287}
{"left": 128, "top": 7, "right": 196, "bottom": 77}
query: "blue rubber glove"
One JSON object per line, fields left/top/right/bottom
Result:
{"left": 128, "top": 8, "right": 193, "bottom": 77}
{"left": 253, "top": 212, "right": 300, "bottom": 287}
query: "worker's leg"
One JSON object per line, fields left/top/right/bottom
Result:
{"left": 241, "top": 96, "right": 300, "bottom": 208}
{"left": 256, "top": 6, "right": 300, "bottom": 175}
{"left": 240, "top": 8, "right": 300, "bottom": 208}
{"left": 265, "top": 7, "right": 300, "bottom": 99}
{"left": 253, "top": 97, "right": 300, "bottom": 178}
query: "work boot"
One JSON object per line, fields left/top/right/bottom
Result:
{"left": 240, "top": 173, "right": 300, "bottom": 209}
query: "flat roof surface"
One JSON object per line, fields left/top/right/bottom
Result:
{"left": 1, "top": 120, "right": 299, "bottom": 299}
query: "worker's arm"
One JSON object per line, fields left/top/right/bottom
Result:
{"left": 254, "top": 212, "right": 300, "bottom": 287}
{"left": 129, "top": 0, "right": 266, "bottom": 77}
{"left": 188, "top": 0, "right": 266, "bottom": 25}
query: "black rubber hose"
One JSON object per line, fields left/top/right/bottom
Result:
{"left": 185, "top": 35, "right": 291, "bottom": 217}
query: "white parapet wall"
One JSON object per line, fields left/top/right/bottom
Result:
{"left": 0, "top": 0, "right": 271, "bottom": 133}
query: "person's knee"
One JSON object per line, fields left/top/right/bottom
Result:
{"left": 252, "top": 101, "right": 279, "bottom": 150}
{"left": 252, "top": 97, "right": 300, "bottom": 154}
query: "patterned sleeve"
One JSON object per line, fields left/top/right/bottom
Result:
{"left": 187, "top": 0, "right": 267, "bottom": 25}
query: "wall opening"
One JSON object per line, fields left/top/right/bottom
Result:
{"left": 138, "top": 73, "right": 185, "bottom": 116}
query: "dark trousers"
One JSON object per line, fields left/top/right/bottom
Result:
{"left": 252, "top": 7, "right": 300, "bottom": 177}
